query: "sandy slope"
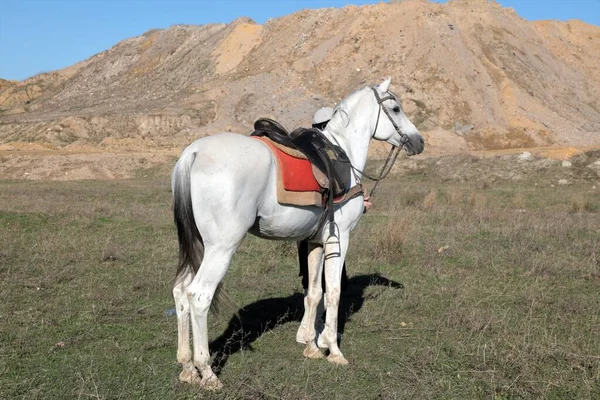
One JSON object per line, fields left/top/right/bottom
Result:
{"left": 0, "top": 0, "right": 599, "bottom": 180}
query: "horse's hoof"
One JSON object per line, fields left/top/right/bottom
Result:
{"left": 327, "top": 353, "right": 349, "bottom": 365}
{"left": 179, "top": 368, "right": 201, "bottom": 384}
{"left": 303, "top": 346, "right": 324, "bottom": 359}
{"left": 201, "top": 374, "right": 223, "bottom": 391}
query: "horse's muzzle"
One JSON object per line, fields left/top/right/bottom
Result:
{"left": 405, "top": 134, "right": 425, "bottom": 155}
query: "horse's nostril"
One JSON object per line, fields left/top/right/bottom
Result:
{"left": 419, "top": 138, "right": 425, "bottom": 145}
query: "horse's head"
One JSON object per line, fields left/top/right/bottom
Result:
{"left": 370, "top": 77, "right": 425, "bottom": 156}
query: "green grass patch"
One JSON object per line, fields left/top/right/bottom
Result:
{"left": 1, "top": 169, "right": 599, "bottom": 399}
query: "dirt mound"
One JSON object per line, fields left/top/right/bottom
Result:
{"left": 0, "top": 0, "right": 599, "bottom": 180}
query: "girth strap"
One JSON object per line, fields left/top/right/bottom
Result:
{"left": 308, "top": 183, "right": 365, "bottom": 241}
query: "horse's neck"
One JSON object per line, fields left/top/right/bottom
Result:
{"left": 323, "top": 103, "right": 375, "bottom": 183}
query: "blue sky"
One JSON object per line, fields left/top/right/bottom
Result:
{"left": 0, "top": 0, "right": 598, "bottom": 81}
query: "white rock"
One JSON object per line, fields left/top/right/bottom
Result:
{"left": 558, "top": 179, "right": 569, "bottom": 185}
{"left": 518, "top": 151, "right": 533, "bottom": 161}
{"left": 562, "top": 160, "right": 572, "bottom": 168}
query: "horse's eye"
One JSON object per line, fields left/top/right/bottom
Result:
{"left": 392, "top": 106, "right": 400, "bottom": 113}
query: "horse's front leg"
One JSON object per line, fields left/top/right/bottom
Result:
{"left": 301, "top": 243, "right": 325, "bottom": 359}
{"left": 296, "top": 241, "right": 326, "bottom": 345}
{"left": 322, "top": 231, "right": 350, "bottom": 365}
{"left": 173, "top": 270, "right": 199, "bottom": 384}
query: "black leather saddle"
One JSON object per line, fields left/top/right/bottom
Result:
{"left": 251, "top": 118, "right": 351, "bottom": 198}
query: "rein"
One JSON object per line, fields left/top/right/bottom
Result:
{"left": 359, "top": 145, "right": 401, "bottom": 198}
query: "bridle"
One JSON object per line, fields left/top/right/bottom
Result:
{"left": 312, "top": 86, "right": 414, "bottom": 240}
{"left": 351, "top": 87, "right": 413, "bottom": 197}
{"left": 370, "top": 86, "right": 411, "bottom": 147}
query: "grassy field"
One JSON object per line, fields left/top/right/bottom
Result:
{"left": 1, "top": 157, "right": 599, "bottom": 399}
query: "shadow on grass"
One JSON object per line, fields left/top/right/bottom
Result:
{"left": 210, "top": 273, "right": 403, "bottom": 373}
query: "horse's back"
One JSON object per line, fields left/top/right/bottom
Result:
{"left": 186, "top": 132, "right": 273, "bottom": 176}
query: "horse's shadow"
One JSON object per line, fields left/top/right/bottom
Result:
{"left": 209, "top": 273, "right": 403, "bottom": 373}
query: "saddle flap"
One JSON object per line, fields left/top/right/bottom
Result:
{"left": 291, "top": 128, "right": 352, "bottom": 198}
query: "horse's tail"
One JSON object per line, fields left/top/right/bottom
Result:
{"left": 172, "top": 149, "right": 203, "bottom": 280}
{"left": 172, "top": 149, "right": 228, "bottom": 314}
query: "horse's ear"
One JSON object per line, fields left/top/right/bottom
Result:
{"left": 378, "top": 77, "right": 392, "bottom": 92}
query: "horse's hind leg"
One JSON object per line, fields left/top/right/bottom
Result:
{"left": 187, "top": 244, "right": 240, "bottom": 390}
{"left": 173, "top": 269, "right": 199, "bottom": 384}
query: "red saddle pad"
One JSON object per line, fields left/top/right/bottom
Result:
{"left": 253, "top": 136, "right": 321, "bottom": 192}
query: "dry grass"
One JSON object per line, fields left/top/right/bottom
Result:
{"left": 446, "top": 187, "right": 463, "bottom": 205}
{"left": 468, "top": 190, "right": 487, "bottom": 209}
{"left": 512, "top": 192, "right": 525, "bottom": 209}
{"left": 571, "top": 194, "right": 596, "bottom": 213}
{"left": 422, "top": 189, "right": 438, "bottom": 210}
{"left": 370, "top": 216, "right": 410, "bottom": 264}
{"left": 1, "top": 161, "right": 599, "bottom": 399}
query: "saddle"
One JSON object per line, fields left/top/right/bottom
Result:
{"left": 251, "top": 118, "right": 363, "bottom": 238}
{"left": 251, "top": 118, "right": 352, "bottom": 199}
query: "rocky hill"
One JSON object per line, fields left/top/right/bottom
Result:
{"left": 1, "top": 0, "right": 599, "bottom": 179}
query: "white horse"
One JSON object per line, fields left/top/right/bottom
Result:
{"left": 171, "top": 77, "right": 424, "bottom": 390}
